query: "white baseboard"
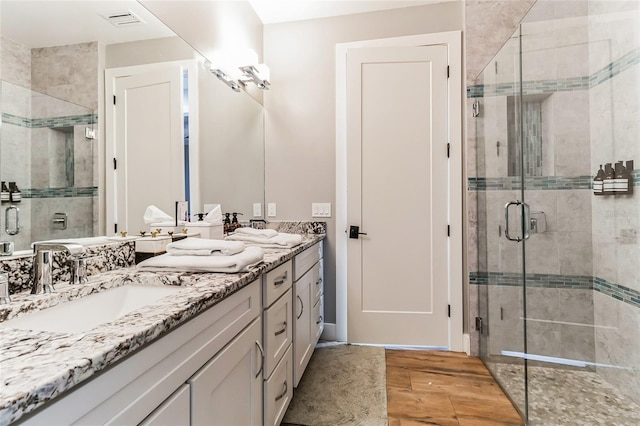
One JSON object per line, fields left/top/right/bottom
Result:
{"left": 321, "top": 323, "right": 338, "bottom": 341}
{"left": 463, "top": 333, "right": 471, "bottom": 355}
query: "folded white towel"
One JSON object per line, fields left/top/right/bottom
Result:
{"left": 166, "top": 238, "right": 245, "bottom": 256}
{"left": 136, "top": 246, "right": 264, "bottom": 273}
{"left": 234, "top": 227, "right": 278, "bottom": 238}
{"left": 225, "top": 232, "right": 303, "bottom": 248}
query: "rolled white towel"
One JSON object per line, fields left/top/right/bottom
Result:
{"left": 136, "top": 246, "right": 264, "bottom": 273}
{"left": 225, "top": 232, "right": 303, "bottom": 248}
{"left": 166, "top": 238, "right": 245, "bottom": 256}
{"left": 233, "top": 227, "right": 278, "bottom": 238}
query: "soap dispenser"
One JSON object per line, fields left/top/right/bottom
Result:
{"left": 593, "top": 165, "right": 605, "bottom": 195}
{"left": 8, "top": 182, "right": 21, "bottom": 202}
{"left": 223, "top": 212, "right": 231, "bottom": 234}
{"left": 603, "top": 163, "right": 615, "bottom": 194}
{"left": 613, "top": 161, "right": 630, "bottom": 193}
{"left": 0, "top": 182, "right": 9, "bottom": 202}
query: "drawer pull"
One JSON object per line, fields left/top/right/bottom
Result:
{"left": 296, "top": 295, "right": 304, "bottom": 319}
{"left": 274, "top": 271, "right": 288, "bottom": 286}
{"left": 255, "top": 340, "right": 264, "bottom": 379}
{"left": 316, "top": 315, "right": 323, "bottom": 325}
{"left": 275, "top": 380, "right": 288, "bottom": 402}
{"left": 274, "top": 321, "right": 287, "bottom": 336}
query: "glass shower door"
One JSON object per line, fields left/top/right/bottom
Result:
{"left": 475, "top": 26, "right": 529, "bottom": 420}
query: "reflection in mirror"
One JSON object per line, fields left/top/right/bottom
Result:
{"left": 1, "top": 1, "right": 265, "bottom": 251}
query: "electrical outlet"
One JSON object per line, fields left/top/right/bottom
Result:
{"left": 312, "top": 203, "right": 331, "bottom": 218}
{"left": 267, "top": 203, "right": 276, "bottom": 217}
{"left": 252, "top": 203, "right": 262, "bottom": 217}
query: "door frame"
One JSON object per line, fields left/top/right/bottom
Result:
{"left": 105, "top": 60, "right": 200, "bottom": 234}
{"left": 335, "top": 31, "right": 463, "bottom": 351}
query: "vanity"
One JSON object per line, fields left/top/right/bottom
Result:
{"left": 0, "top": 234, "right": 325, "bottom": 426}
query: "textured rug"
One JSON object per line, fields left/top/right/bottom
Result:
{"left": 282, "top": 344, "right": 388, "bottom": 426}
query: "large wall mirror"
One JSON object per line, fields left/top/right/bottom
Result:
{"left": 0, "top": 0, "right": 265, "bottom": 251}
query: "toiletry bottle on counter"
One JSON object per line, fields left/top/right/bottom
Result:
{"left": 223, "top": 212, "right": 231, "bottom": 234}
{"left": 593, "top": 165, "right": 604, "bottom": 195}
{"left": 603, "top": 163, "right": 615, "bottom": 194}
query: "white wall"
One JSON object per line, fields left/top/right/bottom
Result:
{"left": 263, "top": 2, "right": 464, "bottom": 323}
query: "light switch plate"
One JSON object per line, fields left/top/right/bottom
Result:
{"left": 267, "top": 203, "right": 276, "bottom": 217}
{"left": 253, "top": 203, "right": 262, "bottom": 217}
{"left": 312, "top": 203, "right": 331, "bottom": 218}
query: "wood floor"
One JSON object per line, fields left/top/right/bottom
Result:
{"left": 283, "top": 348, "right": 523, "bottom": 426}
{"left": 386, "top": 350, "right": 524, "bottom": 426}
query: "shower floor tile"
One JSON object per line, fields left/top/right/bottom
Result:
{"left": 488, "top": 362, "right": 640, "bottom": 425}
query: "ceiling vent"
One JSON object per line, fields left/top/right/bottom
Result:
{"left": 99, "top": 10, "right": 145, "bottom": 27}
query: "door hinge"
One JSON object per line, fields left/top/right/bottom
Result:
{"left": 447, "top": 142, "right": 450, "bottom": 158}
{"left": 447, "top": 65, "right": 450, "bottom": 78}
{"left": 447, "top": 225, "right": 450, "bottom": 237}
{"left": 475, "top": 317, "right": 484, "bottom": 334}
{"left": 113, "top": 95, "right": 116, "bottom": 105}
{"left": 114, "top": 223, "right": 118, "bottom": 233}
{"left": 448, "top": 304, "right": 451, "bottom": 317}
{"left": 113, "top": 158, "right": 117, "bottom": 170}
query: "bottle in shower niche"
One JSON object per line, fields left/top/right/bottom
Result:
{"left": 593, "top": 165, "right": 605, "bottom": 195}
{"left": 613, "top": 161, "right": 630, "bottom": 194}
{"left": 8, "top": 182, "right": 21, "bottom": 202}
{"left": 0, "top": 182, "right": 9, "bottom": 202}
{"left": 603, "top": 163, "right": 615, "bottom": 194}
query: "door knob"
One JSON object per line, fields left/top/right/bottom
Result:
{"left": 349, "top": 225, "right": 367, "bottom": 239}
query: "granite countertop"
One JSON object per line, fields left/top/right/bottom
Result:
{"left": 0, "top": 235, "right": 323, "bottom": 425}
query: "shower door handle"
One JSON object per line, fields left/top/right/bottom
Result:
{"left": 504, "top": 201, "right": 523, "bottom": 242}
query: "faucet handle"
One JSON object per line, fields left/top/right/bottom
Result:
{"left": 69, "top": 256, "right": 88, "bottom": 285}
{"left": 0, "top": 273, "right": 10, "bottom": 304}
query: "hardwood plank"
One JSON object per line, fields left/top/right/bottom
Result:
{"left": 387, "top": 365, "right": 413, "bottom": 391}
{"left": 386, "top": 389, "right": 460, "bottom": 426}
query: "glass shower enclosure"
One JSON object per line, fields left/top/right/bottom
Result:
{"left": 474, "top": 1, "right": 640, "bottom": 424}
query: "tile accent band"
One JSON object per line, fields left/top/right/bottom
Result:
{"left": 470, "top": 271, "right": 640, "bottom": 310}
{"left": 467, "top": 48, "right": 640, "bottom": 98}
{"left": 2, "top": 112, "right": 97, "bottom": 128}
{"left": 468, "top": 171, "right": 639, "bottom": 191}
{"left": 10, "top": 187, "right": 98, "bottom": 199}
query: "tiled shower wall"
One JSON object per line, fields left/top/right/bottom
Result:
{"left": 0, "top": 37, "right": 99, "bottom": 251}
{"left": 470, "top": 0, "right": 639, "bottom": 406}
{"left": 588, "top": 1, "right": 640, "bottom": 404}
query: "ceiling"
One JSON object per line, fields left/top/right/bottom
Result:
{"left": 1, "top": 1, "right": 174, "bottom": 48}
{"left": 1, "top": 0, "right": 454, "bottom": 49}
{"left": 248, "top": 0, "right": 452, "bottom": 24}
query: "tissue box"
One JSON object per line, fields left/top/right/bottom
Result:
{"left": 135, "top": 235, "right": 171, "bottom": 264}
{"left": 187, "top": 222, "right": 224, "bottom": 240}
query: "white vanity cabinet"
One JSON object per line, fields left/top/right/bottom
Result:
{"left": 189, "top": 317, "right": 263, "bottom": 426}
{"left": 261, "top": 260, "right": 294, "bottom": 426}
{"left": 20, "top": 280, "right": 261, "bottom": 426}
{"left": 293, "top": 241, "right": 324, "bottom": 387}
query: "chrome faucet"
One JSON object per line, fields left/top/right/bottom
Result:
{"left": 31, "top": 242, "right": 85, "bottom": 294}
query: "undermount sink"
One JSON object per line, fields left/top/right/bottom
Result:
{"left": 0, "top": 285, "right": 182, "bottom": 334}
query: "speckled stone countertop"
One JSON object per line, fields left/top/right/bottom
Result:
{"left": 0, "top": 235, "right": 323, "bottom": 425}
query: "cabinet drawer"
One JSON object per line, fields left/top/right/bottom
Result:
{"left": 312, "top": 260, "right": 323, "bottom": 305}
{"left": 263, "top": 260, "right": 292, "bottom": 308}
{"left": 294, "top": 243, "right": 320, "bottom": 281}
{"left": 139, "top": 384, "right": 190, "bottom": 426}
{"left": 264, "top": 345, "right": 293, "bottom": 426}
{"left": 263, "top": 288, "right": 293, "bottom": 378}
{"left": 313, "top": 296, "right": 324, "bottom": 344}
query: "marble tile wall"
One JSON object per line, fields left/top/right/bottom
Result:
{"left": 588, "top": 0, "right": 640, "bottom": 405}
{"left": 1, "top": 39, "right": 99, "bottom": 252}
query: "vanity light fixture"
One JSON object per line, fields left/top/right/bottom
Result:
{"left": 209, "top": 64, "right": 242, "bottom": 92}
{"left": 207, "top": 60, "right": 271, "bottom": 92}
{"left": 239, "top": 64, "right": 271, "bottom": 90}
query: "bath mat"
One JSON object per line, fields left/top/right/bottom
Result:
{"left": 282, "top": 344, "right": 388, "bottom": 426}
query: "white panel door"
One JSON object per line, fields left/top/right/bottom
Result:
{"left": 114, "top": 68, "right": 183, "bottom": 235}
{"left": 346, "top": 45, "right": 449, "bottom": 346}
